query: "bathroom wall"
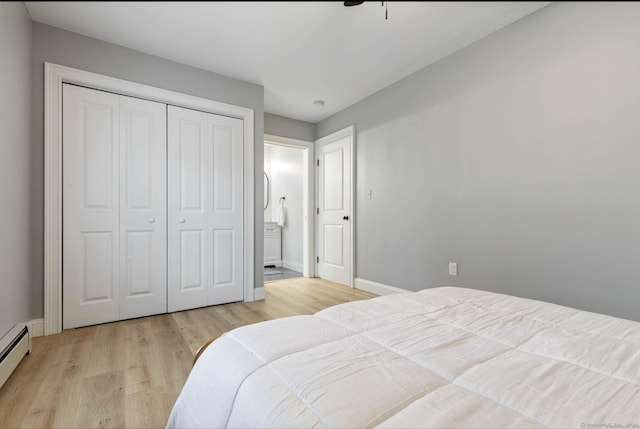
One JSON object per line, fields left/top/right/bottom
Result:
{"left": 264, "top": 145, "right": 273, "bottom": 222}
{"left": 264, "top": 144, "right": 305, "bottom": 272}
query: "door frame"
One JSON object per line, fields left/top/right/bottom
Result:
{"left": 314, "top": 125, "right": 355, "bottom": 287}
{"left": 264, "top": 134, "right": 315, "bottom": 278}
{"left": 44, "top": 62, "right": 255, "bottom": 335}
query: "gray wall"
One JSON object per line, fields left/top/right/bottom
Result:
{"left": 317, "top": 3, "right": 640, "bottom": 321}
{"left": 30, "top": 23, "right": 265, "bottom": 319}
{"left": 265, "top": 113, "right": 315, "bottom": 142}
{"left": 0, "top": 2, "right": 32, "bottom": 337}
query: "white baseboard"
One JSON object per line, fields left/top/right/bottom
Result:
{"left": 354, "top": 278, "right": 408, "bottom": 296}
{"left": 29, "top": 319, "right": 44, "bottom": 337}
{"left": 282, "top": 260, "right": 303, "bottom": 273}
{"left": 254, "top": 287, "right": 265, "bottom": 301}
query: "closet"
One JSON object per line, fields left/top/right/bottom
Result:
{"left": 62, "top": 84, "right": 244, "bottom": 329}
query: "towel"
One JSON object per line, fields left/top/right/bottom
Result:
{"left": 276, "top": 198, "right": 286, "bottom": 227}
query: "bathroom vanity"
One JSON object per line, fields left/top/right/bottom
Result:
{"left": 264, "top": 221, "right": 282, "bottom": 267}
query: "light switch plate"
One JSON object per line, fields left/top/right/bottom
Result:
{"left": 449, "top": 262, "right": 457, "bottom": 276}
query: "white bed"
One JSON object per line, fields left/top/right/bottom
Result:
{"left": 167, "top": 287, "right": 640, "bottom": 428}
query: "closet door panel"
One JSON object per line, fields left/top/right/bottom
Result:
{"left": 181, "top": 230, "right": 205, "bottom": 289}
{"left": 119, "top": 96, "right": 167, "bottom": 319}
{"left": 212, "top": 127, "right": 234, "bottom": 211}
{"left": 168, "top": 106, "right": 244, "bottom": 311}
{"left": 212, "top": 229, "right": 234, "bottom": 284}
{"left": 82, "top": 232, "right": 116, "bottom": 301}
{"left": 168, "top": 107, "right": 210, "bottom": 312}
{"left": 123, "top": 230, "right": 153, "bottom": 295}
{"left": 62, "top": 84, "right": 120, "bottom": 329}
{"left": 179, "top": 121, "right": 205, "bottom": 211}
{"left": 209, "top": 118, "right": 244, "bottom": 304}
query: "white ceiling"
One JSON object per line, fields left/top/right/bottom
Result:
{"left": 25, "top": 1, "right": 550, "bottom": 123}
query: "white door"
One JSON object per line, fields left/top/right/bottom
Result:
{"left": 167, "top": 106, "right": 244, "bottom": 312}
{"left": 62, "top": 84, "right": 167, "bottom": 329}
{"left": 63, "top": 85, "right": 120, "bottom": 329}
{"left": 118, "top": 96, "right": 167, "bottom": 320}
{"left": 317, "top": 129, "right": 352, "bottom": 286}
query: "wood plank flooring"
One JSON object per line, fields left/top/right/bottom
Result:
{"left": 0, "top": 278, "right": 375, "bottom": 428}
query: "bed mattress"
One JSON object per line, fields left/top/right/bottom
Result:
{"left": 167, "top": 287, "right": 640, "bottom": 428}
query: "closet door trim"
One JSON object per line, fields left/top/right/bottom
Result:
{"left": 44, "top": 62, "right": 255, "bottom": 335}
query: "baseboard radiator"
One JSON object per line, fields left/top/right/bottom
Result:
{"left": 0, "top": 324, "right": 31, "bottom": 389}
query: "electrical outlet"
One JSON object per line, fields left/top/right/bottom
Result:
{"left": 449, "top": 262, "right": 457, "bottom": 276}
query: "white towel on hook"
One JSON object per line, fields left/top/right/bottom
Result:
{"left": 276, "top": 198, "right": 286, "bottom": 227}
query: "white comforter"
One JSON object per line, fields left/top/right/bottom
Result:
{"left": 167, "top": 287, "right": 640, "bottom": 428}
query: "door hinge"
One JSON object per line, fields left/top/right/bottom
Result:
{"left": 317, "top": 159, "right": 319, "bottom": 166}
{"left": 317, "top": 208, "right": 319, "bottom": 215}
{"left": 317, "top": 256, "right": 319, "bottom": 263}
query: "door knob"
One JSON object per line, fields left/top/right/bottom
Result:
{"left": 179, "top": 218, "right": 186, "bottom": 223}
{"left": 148, "top": 218, "right": 156, "bottom": 224}
{"left": 343, "top": 216, "right": 349, "bottom": 221}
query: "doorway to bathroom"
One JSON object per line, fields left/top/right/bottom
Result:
{"left": 263, "top": 135, "right": 314, "bottom": 284}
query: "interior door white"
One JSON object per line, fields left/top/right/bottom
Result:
{"left": 118, "top": 96, "right": 167, "bottom": 320}
{"left": 317, "top": 132, "right": 352, "bottom": 286}
{"left": 63, "top": 84, "right": 120, "bottom": 329}
{"left": 167, "top": 106, "right": 244, "bottom": 312}
{"left": 63, "top": 84, "right": 168, "bottom": 329}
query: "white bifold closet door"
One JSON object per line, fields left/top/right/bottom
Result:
{"left": 62, "top": 84, "right": 167, "bottom": 329}
{"left": 167, "top": 106, "right": 244, "bottom": 312}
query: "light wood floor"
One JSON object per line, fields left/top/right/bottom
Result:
{"left": 0, "top": 278, "right": 374, "bottom": 428}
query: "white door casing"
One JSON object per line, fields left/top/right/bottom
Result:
{"left": 263, "top": 134, "right": 315, "bottom": 279}
{"left": 62, "top": 84, "right": 168, "bottom": 329}
{"left": 167, "top": 106, "right": 244, "bottom": 312}
{"left": 316, "top": 126, "right": 354, "bottom": 287}
{"left": 45, "top": 63, "right": 255, "bottom": 335}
